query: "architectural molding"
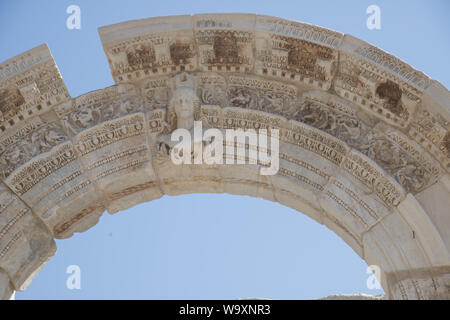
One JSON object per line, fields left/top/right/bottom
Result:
{"left": 0, "top": 14, "right": 449, "bottom": 299}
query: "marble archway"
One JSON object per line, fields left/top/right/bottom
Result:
{"left": 0, "top": 14, "right": 449, "bottom": 299}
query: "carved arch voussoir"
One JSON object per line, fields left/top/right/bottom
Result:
{"left": 0, "top": 14, "right": 449, "bottom": 299}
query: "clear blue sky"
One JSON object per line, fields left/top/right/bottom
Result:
{"left": 1, "top": 0, "right": 448, "bottom": 299}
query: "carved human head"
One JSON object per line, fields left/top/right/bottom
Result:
{"left": 169, "top": 86, "right": 199, "bottom": 129}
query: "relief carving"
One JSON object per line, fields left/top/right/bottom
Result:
{"left": 146, "top": 71, "right": 443, "bottom": 195}
{"left": 74, "top": 114, "right": 145, "bottom": 156}
{"left": 196, "top": 30, "right": 253, "bottom": 69}
{"left": 364, "top": 132, "right": 430, "bottom": 193}
{"left": 375, "top": 80, "right": 408, "bottom": 119}
{"left": 103, "top": 31, "right": 196, "bottom": 81}
{"left": 0, "top": 185, "right": 28, "bottom": 253}
{"left": 197, "top": 74, "right": 226, "bottom": 106}
{"left": 142, "top": 78, "right": 169, "bottom": 109}
{"left": 155, "top": 74, "right": 202, "bottom": 161}
{"left": 0, "top": 56, "right": 69, "bottom": 131}
{"left": 126, "top": 43, "right": 156, "bottom": 70}
{"left": 56, "top": 85, "right": 146, "bottom": 135}
{"left": 255, "top": 34, "right": 337, "bottom": 88}
{"left": 5, "top": 142, "right": 77, "bottom": 196}
{"left": 335, "top": 52, "right": 423, "bottom": 127}
{"left": 0, "top": 87, "right": 25, "bottom": 123}
{"left": 442, "top": 131, "right": 450, "bottom": 160}
{"left": 342, "top": 151, "right": 405, "bottom": 207}
{"left": 409, "top": 106, "right": 450, "bottom": 170}
{"left": 294, "top": 95, "right": 371, "bottom": 151}
{"left": 62, "top": 98, "right": 144, "bottom": 135}
{"left": 0, "top": 16, "right": 448, "bottom": 299}
{"left": 226, "top": 76, "right": 297, "bottom": 117}
{"left": 354, "top": 44, "right": 431, "bottom": 90}
{"left": 255, "top": 16, "right": 343, "bottom": 48}
{"left": 292, "top": 93, "right": 439, "bottom": 194}
{"left": 0, "top": 121, "right": 67, "bottom": 178}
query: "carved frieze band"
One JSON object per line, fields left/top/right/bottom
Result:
{"left": 0, "top": 44, "right": 69, "bottom": 133}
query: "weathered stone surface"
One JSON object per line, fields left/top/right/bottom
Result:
{"left": 0, "top": 269, "right": 14, "bottom": 300}
{"left": 0, "top": 44, "right": 70, "bottom": 133}
{"left": 0, "top": 13, "right": 449, "bottom": 299}
{"left": 386, "top": 266, "right": 450, "bottom": 300}
{"left": 0, "top": 184, "right": 55, "bottom": 290}
{"left": 416, "top": 175, "right": 450, "bottom": 255}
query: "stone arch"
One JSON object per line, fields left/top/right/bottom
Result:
{"left": 0, "top": 14, "right": 449, "bottom": 299}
